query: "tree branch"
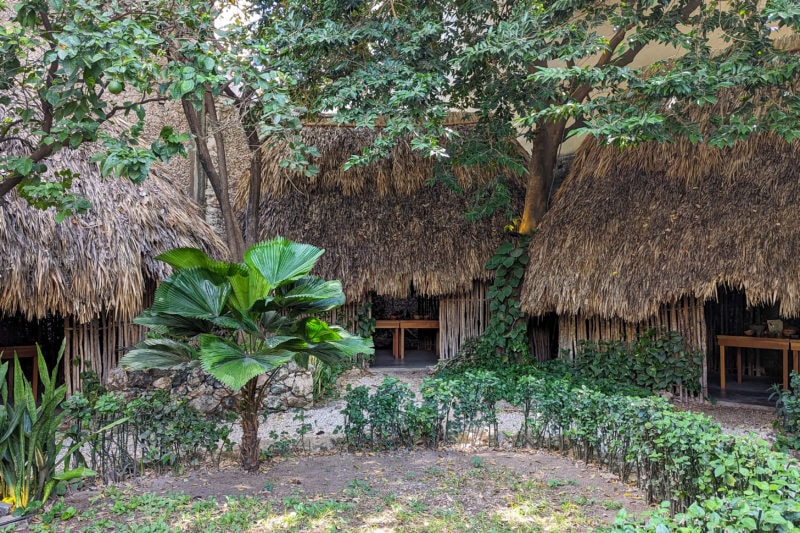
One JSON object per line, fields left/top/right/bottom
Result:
{"left": 0, "top": 143, "right": 56, "bottom": 197}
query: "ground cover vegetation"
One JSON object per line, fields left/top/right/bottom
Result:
{"left": 62, "top": 373, "right": 235, "bottom": 480}
{"left": 4, "top": 329, "right": 798, "bottom": 530}
{"left": 338, "top": 365, "right": 800, "bottom": 531}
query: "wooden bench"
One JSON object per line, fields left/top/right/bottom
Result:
{"left": 0, "top": 345, "right": 39, "bottom": 399}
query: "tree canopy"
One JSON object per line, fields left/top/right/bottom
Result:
{"left": 265, "top": 0, "right": 800, "bottom": 233}
{"left": 3, "top": 0, "right": 799, "bottom": 241}
{"left": 0, "top": 0, "right": 312, "bottom": 257}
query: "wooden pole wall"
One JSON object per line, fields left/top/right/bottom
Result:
{"left": 557, "top": 296, "right": 707, "bottom": 396}
{"left": 438, "top": 281, "right": 489, "bottom": 359}
{"left": 63, "top": 282, "right": 155, "bottom": 394}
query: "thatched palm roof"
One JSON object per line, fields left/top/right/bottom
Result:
{"left": 235, "top": 125, "right": 525, "bottom": 300}
{"left": 0, "top": 141, "right": 227, "bottom": 323}
{"left": 521, "top": 125, "right": 800, "bottom": 321}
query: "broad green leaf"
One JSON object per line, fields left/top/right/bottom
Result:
{"left": 120, "top": 338, "right": 197, "bottom": 369}
{"left": 245, "top": 237, "right": 324, "bottom": 287}
{"left": 133, "top": 309, "right": 214, "bottom": 337}
{"left": 156, "top": 248, "right": 247, "bottom": 276}
{"left": 52, "top": 467, "right": 97, "bottom": 481}
{"left": 229, "top": 270, "right": 271, "bottom": 313}
{"left": 198, "top": 334, "right": 293, "bottom": 390}
{"left": 270, "top": 276, "right": 345, "bottom": 313}
{"left": 151, "top": 268, "right": 230, "bottom": 319}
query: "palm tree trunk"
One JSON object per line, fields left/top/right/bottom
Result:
{"left": 238, "top": 379, "right": 261, "bottom": 472}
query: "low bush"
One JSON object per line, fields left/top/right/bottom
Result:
{"left": 338, "top": 370, "right": 800, "bottom": 531}
{"left": 63, "top": 377, "right": 233, "bottom": 481}
{"left": 569, "top": 328, "right": 704, "bottom": 396}
{"left": 770, "top": 371, "right": 800, "bottom": 451}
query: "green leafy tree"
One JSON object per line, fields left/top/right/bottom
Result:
{"left": 265, "top": 0, "right": 800, "bottom": 234}
{"left": 120, "top": 238, "right": 373, "bottom": 472}
{"left": 1, "top": 0, "right": 315, "bottom": 257}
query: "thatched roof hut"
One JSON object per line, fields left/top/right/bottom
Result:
{"left": 521, "top": 86, "right": 800, "bottom": 394}
{"left": 236, "top": 124, "right": 525, "bottom": 359}
{"left": 0, "top": 139, "right": 227, "bottom": 390}
{"left": 522, "top": 130, "right": 800, "bottom": 321}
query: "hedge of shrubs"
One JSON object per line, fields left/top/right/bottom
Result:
{"left": 339, "top": 369, "right": 800, "bottom": 531}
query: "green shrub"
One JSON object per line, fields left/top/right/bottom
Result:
{"left": 0, "top": 344, "right": 97, "bottom": 515}
{"left": 570, "top": 328, "right": 704, "bottom": 395}
{"left": 338, "top": 368, "right": 800, "bottom": 531}
{"left": 63, "top": 382, "right": 233, "bottom": 480}
{"left": 771, "top": 371, "right": 800, "bottom": 450}
{"left": 339, "top": 377, "right": 423, "bottom": 449}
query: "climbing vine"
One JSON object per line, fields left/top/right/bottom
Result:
{"left": 481, "top": 235, "right": 531, "bottom": 363}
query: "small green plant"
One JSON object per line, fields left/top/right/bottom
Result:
{"left": 770, "top": 371, "right": 800, "bottom": 450}
{"left": 0, "top": 343, "right": 98, "bottom": 515}
{"left": 63, "top": 384, "right": 233, "bottom": 479}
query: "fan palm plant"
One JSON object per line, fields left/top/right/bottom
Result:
{"left": 121, "top": 238, "right": 373, "bottom": 471}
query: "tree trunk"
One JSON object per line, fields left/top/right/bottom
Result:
{"left": 518, "top": 122, "right": 565, "bottom": 235}
{"left": 241, "top": 114, "right": 263, "bottom": 248}
{"left": 181, "top": 97, "right": 246, "bottom": 261}
{"left": 238, "top": 379, "right": 261, "bottom": 472}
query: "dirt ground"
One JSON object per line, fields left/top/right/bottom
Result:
{"left": 51, "top": 448, "right": 651, "bottom": 530}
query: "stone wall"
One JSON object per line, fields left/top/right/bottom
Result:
{"left": 105, "top": 363, "right": 314, "bottom": 414}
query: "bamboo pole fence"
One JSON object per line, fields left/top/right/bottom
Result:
{"left": 62, "top": 282, "right": 155, "bottom": 394}
{"left": 557, "top": 296, "right": 707, "bottom": 399}
{"left": 438, "top": 281, "right": 489, "bottom": 360}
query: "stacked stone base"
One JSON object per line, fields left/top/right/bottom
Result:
{"left": 105, "top": 363, "right": 314, "bottom": 414}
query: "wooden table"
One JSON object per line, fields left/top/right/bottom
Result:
{"left": 375, "top": 320, "right": 439, "bottom": 360}
{"left": 717, "top": 335, "right": 800, "bottom": 390}
{"left": 0, "top": 345, "right": 39, "bottom": 399}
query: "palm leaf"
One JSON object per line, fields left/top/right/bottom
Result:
{"left": 198, "top": 335, "right": 294, "bottom": 391}
{"left": 304, "top": 330, "right": 374, "bottom": 367}
{"left": 228, "top": 270, "right": 271, "bottom": 314}
{"left": 151, "top": 268, "right": 231, "bottom": 319}
{"left": 133, "top": 310, "right": 214, "bottom": 337}
{"left": 120, "top": 338, "right": 198, "bottom": 370}
{"left": 245, "top": 238, "right": 324, "bottom": 288}
{"left": 157, "top": 248, "right": 248, "bottom": 276}
{"left": 270, "top": 276, "right": 345, "bottom": 314}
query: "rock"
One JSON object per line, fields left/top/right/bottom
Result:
{"left": 263, "top": 396, "right": 284, "bottom": 412}
{"left": 126, "top": 370, "right": 155, "bottom": 389}
{"left": 213, "top": 388, "right": 231, "bottom": 400}
{"left": 287, "top": 395, "right": 309, "bottom": 408}
{"left": 291, "top": 374, "right": 313, "bottom": 398}
{"left": 190, "top": 395, "right": 219, "bottom": 414}
{"left": 106, "top": 368, "right": 128, "bottom": 390}
{"left": 270, "top": 383, "right": 290, "bottom": 395}
{"left": 186, "top": 370, "right": 204, "bottom": 388}
{"left": 152, "top": 376, "right": 172, "bottom": 390}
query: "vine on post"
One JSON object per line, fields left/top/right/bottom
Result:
{"left": 481, "top": 235, "right": 531, "bottom": 363}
